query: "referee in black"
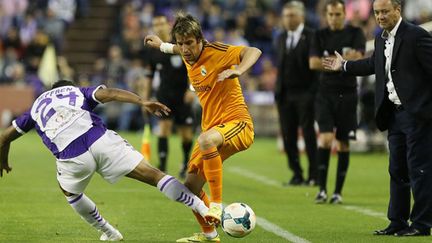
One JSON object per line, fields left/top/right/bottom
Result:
{"left": 144, "top": 14, "right": 195, "bottom": 179}
{"left": 275, "top": 1, "right": 318, "bottom": 186}
{"left": 309, "top": 0, "right": 365, "bottom": 204}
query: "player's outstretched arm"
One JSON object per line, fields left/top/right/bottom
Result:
{"left": 0, "top": 126, "right": 23, "bottom": 177}
{"left": 217, "top": 46, "right": 262, "bottom": 81}
{"left": 94, "top": 88, "right": 171, "bottom": 117}
{"left": 144, "top": 35, "right": 180, "bottom": 54}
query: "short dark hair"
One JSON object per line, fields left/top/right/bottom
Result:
{"left": 393, "top": 0, "right": 402, "bottom": 6}
{"left": 51, "top": 80, "right": 76, "bottom": 89}
{"left": 325, "top": 0, "right": 345, "bottom": 9}
{"left": 171, "top": 12, "right": 204, "bottom": 43}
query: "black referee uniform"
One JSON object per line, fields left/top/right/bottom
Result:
{"left": 310, "top": 24, "right": 365, "bottom": 200}
{"left": 144, "top": 47, "right": 194, "bottom": 172}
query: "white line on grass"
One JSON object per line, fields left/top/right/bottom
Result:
{"left": 227, "top": 167, "right": 282, "bottom": 188}
{"left": 227, "top": 166, "right": 311, "bottom": 243}
{"left": 257, "top": 217, "right": 311, "bottom": 243}
{"left": 228, "top": 166, "right": 389, "bottom": 239}
{"left": 342, "top": 205, "right": 388, "bottom": 221}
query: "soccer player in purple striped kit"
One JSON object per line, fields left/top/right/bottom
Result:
{"left": 0, "top": 80, "right": 209, "bottom": 241}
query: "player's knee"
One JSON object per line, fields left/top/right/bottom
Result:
{"left": 197, "top": 134, "right": 215, "bottom": 150}
{"left": 319, "top": 134, "right": 333, "bottom": 148}
{"left": 182, "top": 130, "right": 194, "bottom": 142}
{"left": 159, "top": 128, "right": 171, "bottom": 137}
{"left": 337, "top": 140, "right": 350, "bottom": 151}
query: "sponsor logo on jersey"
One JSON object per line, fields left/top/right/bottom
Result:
{"left": 200, "top": 65, "right": 207, "bottom": 76}
{"left": 192, "top": 85, "right": 212, "bottom": 92}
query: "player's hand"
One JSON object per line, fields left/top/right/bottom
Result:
{"left": 144, "top": 35, "right": 163, "bottom": 49}
{"left": 142, "top": 101, "right": 171, "bottom": 117}
{"left": 0, "top": 160, "right": 12, "bottom": 177}
{"left": 322, "top": 51, "right": 344, "bottom": 71}
{"left": 217, "top": 69, "right": 243, "bottom": 82}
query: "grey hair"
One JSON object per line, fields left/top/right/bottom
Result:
{"left": 374, "top": 0, "right": 402, "bottom": 7}
{"left": 390, "top": 0, "right": 402, "bottom": 6}
{"left": 283, "top": 1, "right": 306, "bottom": 16}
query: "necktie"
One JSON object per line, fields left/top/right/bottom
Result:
{"left": 287, "top": 34, "right": 294, "bottom": 53}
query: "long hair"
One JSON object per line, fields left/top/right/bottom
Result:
{"left": 171, "top": 12, "right": 204, "bottom": 43}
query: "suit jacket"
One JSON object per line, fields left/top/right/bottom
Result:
{"left": 274, "top": 26, "right": 317, "bottom": 103}
{"left": 345, "top": 20, "right": 432, "bottom": 131}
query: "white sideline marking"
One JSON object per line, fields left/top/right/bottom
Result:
{"left": 228, "top": 166, "right": 389, "bottom": 240}
{"left": 228, "top": 166, "right": 311, "bottom": 242}
{"left": 257, "top": 217, "right": 311, "bottom": 243}
{"left": 227, "top": 166, "right": 282, "bottom": 188}
{"left": 342, "top": 205, "right": 388, "bottom": 221}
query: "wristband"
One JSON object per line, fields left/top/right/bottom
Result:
{"left": 160, "top": 42, "right": 174, "bottom": 54}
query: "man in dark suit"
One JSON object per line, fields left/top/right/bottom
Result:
{"left": 324, "top": 0, "right": 432, "bottom": 237}
{"left": 274, "top": 1, "right": 318, "bottom": 186}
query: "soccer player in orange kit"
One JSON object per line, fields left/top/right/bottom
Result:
{"left": 145, "top": 13, "right": 261, "bottom": 242}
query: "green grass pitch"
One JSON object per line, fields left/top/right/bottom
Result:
{"left": 0, "top": 131, "right": 428, "bottom": 242}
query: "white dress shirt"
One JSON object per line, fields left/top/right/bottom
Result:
{"left": 286, "top": 23, "right": 304, "bottom": 51}
{"left": 384, "top": 17, "right": 403, "bottom": 105}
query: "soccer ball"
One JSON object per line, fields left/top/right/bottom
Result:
{"left": 221, "top": 203, "right": 256, "bottom": 238}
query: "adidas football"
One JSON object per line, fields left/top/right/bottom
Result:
{"left": 221, "top": 203, "right": 256, "bottom": 238}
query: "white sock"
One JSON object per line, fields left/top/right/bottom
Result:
{"left": 157, "top": 175, "right": 209, "bottom": 217}
{"left": 204, "top": 230, "right": 218, "bottom": 239}
{"left": 66, "top": 193, "right": 115, "bottom": 234}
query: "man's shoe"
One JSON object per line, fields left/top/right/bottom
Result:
{"left": 176, "top": 233, "right": 220, "bottom": 242}
{"left": 394, "top": 227, "right": 431, "bottom": 236}
{"left": 329, "top": 194, "right": 343, "bottom": 204}
{"left": 204, "top": 204, "right": 222, "bottom": 226}
{"left": 315, "top": 190, "right": 327, "bottom": 204}
{"left": 100, "top": 229, "right": 123, "bottom": 241}
{"left": 374, "top": 225, "right": 407, "bottom": 235}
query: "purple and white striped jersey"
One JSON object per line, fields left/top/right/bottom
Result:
{"left": 12, "top": 85, "right": 107, "bottom": 159}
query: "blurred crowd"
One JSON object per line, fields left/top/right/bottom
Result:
{"left": 0, "top": 0, "right": 88, "bottom": 96}
{"left": 1, "top": 0, "right": 432, "bottom": 131}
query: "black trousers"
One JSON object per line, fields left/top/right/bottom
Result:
{"left": 277, "top": 93, "right": 317, "bottom": 180}
{"left": 387, "top": 108, "right": 432, "bottom": 230}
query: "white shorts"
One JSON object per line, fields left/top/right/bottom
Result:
{"left": 56, "top": 130, "right": 143, "bottom": 194}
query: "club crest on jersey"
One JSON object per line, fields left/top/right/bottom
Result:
{"left": 200, "top": 66, "right": 207, "bottom": 76}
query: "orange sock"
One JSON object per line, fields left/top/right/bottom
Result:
{"left": 192, "top": 191, "right": 214, "bottom": 233}
{"left": 201, "top": 147, "right": 223, "bottom": 203}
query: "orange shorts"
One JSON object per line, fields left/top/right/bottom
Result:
{"left": 188, "top": 120, "right": 254, "bottom": 176}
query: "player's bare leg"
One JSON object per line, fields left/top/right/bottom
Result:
{"left": 196, "top": 129, "right": 224, "bottom": 226}
{"left": 126, "top": 159, "right": 208, "bottom": 216}
{"left": 60, "top": 186, "right": 123, "bottom": 241}
{"left": 176, "top": 173, "right": 220, "bottom": 242}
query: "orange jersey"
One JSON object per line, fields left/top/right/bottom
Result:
{"left": 184, "top": 42, "right": 252, "bottom": 131}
